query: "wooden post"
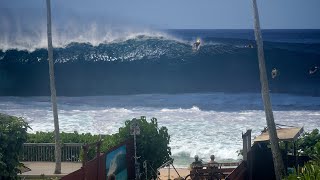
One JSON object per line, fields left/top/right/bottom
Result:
{"left": 293, "top": 141, "right": 297, "bottom": 172}
{"left": 247, "top": 129, "right": 252, "bottom": 151}
{"left": 246, "top": 129, "right": 252, "bottom": 180}
{"left": 242, "top": 132, "right": 248, "bottom": 161}
{"left": 96, "top": 141, "right": 101, "bottom": 180}
{"left": 285, "top": 142, "right": 288, "bottom": 175}
{"left": 96, "top": 141, "right": 101, "bottom": 158}
{"left": 82, "top": 145, "right": 88, "bottom": 167}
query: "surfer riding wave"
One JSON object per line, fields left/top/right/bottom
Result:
{"left": 193, "top": 39, "right": 201, "bottom": 51}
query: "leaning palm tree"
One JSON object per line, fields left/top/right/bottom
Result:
{"left": 251, "top": 0, "right": 284, "bottom": 179}
{"left": 46, "top": 0, "right": 61, "bottom": 174}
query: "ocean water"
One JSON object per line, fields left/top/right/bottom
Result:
{"left": 1, "top": 93, "right": 320, "bottom": 167}
{"left": 1, "top": 29, "right": 320, "bottom": 96}
{"left": 1, "top": 29, "right": 320, "bottom": 167}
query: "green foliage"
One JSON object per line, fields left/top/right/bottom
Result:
{"left": 27, "top": 131, "right": 101, "bottom": 143}
{"left": 297, "top": 129, "right": 320, "bottom": 157}
{"left": 0, "top": 113, "right": 30, "bottom": 179}
{"left": 310, "top": 142, "right": 320, "bottom": 165}
{"left": 279, "top": 129, "right": 320, "bottom": 158}
{"left": 25, "top": 116, "right": 171, "bottom": 179}
{"left": 300, "top": 163, "right": 320, "bottom": 180}
{"left": 115, "top": 116, "right": 171, "bottom": 179}
{"left": 284, "top": 129, "right": 320, "bottom": 180}
{"left": 286, "top": 162, "right": 320, "bottom": 180}
{"left": 27, "top": 131, "right": 54, "bottom": 143}
{"left": 27, "top": 131, "right": 102, "bottom": 161}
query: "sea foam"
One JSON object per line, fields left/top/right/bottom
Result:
{"left": 0, "top": 93, "right": 319, "bottom": 167}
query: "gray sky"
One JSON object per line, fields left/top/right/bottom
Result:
{"left": 1, "top": 0, "right": 320, "bottom": 29}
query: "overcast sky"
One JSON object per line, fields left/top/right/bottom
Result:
{"left": 1, "top": 0, "right": 320, "bottom": 29}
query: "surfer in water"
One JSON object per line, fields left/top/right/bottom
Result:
{"left": 245, "top": 44, "right": 254, "bottom": 48}
{"left": 271, "top": 68, "right": 279, "bottom": 79}
{"left": 193, "top": 39, "right": 201, "bottom": 50}
{"left": 309, "top": 66, "right": 319, "bottom": 75}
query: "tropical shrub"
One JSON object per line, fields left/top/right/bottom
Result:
{"left": 297, "top": 129, "right": 320, "bottom": 157}
{"left": 279, "top": 129, "right": 320, "bottom": 159}
{"left": 286, "top": 162, "right": 320, "bottom": 180}
{"left": 27, "top": 131, "right": 102, "bottom": 161}
{"left": 0, "top": 113, "right": 30, "bottom": 179}
{"left": 284, "top": 129, "right": 320, "bottom": 180}
{"left": 310, "top": 142, "right": 320, "bottom": 164}
{"left": 26, "top": 116, "right": 171, "bottom": 179}
{"left": 27, "top": 131, "right": 101, "bottom": 143}
{"left": 113, "top": 116, "right": 171, "bottom": 179}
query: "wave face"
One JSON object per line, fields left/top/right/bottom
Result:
{"left": 0, "top": 29, "right": 320, "bottom": 96}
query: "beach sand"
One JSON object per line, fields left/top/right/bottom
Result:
{"left": 159, "top": 168, "right": 190, "bottom": 180}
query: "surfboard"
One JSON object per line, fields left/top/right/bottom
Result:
{"left": 192, "top": 43, "right": 201, "bottom": 51}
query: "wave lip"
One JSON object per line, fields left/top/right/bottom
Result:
{"left": 0, "top": 27, "right": 185, "bottom": 52}
{"left": 1, "top": 30, "right": 320, "bottom": 97}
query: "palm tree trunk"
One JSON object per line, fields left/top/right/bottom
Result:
{"left": 46, "top": 0, "right": 61, "bottom": 174}
{"left": 251, "top": 0, "right": 284, "bottom": 179}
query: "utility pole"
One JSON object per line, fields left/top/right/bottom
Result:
{"left": 131, "top": 118, "right": 140, "bottom": 180}
{"left": 251, "top": 0, "right": 284, "bottom": 179}
{"left": 46, "top": 0, "right": 61, "bottom": 174}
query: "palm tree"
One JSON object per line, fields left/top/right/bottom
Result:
{"left": 46, "top": 0, "right": 61, "bottom": 174}
{"left": 251, "top": 0, "right": 284, "bottom": 179}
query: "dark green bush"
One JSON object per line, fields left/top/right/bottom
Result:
{"left": 0, "top": 113, "right": 30, "bottom": 179}
{"left": 297, "top": 129, "right": 320, "bottom": 157}
{"left": 284, "top": 129, "right": 320, "bottom": 180}
{"left": 115, "top": 116, "right": 171, "bottom": 179}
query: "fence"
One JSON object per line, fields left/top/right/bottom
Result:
{"left": 20, "top": 143, "right": 83, "bottom": 162}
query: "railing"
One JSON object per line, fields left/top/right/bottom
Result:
{"left": 20, "top": 143, "right": 83, "bottom": 162}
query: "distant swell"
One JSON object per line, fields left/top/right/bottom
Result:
{"left": 0, "top": 34, "right": 320, "bottom": 96}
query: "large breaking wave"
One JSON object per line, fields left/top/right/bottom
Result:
{"left": 0, "top": 30, "right": 320, "bottom": 96}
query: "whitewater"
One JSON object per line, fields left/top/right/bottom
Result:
{"left": 1, "top": 25, "right": 320, "bottom": 167}
{"left": 1, "top": 93, "right": 319, "bottom": 167}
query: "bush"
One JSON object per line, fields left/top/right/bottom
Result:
{"left": 286, "top": 162, "right": 320, "bottom": 180}
{"left": 25, "top": 116, "right": 171, "bottom": 179}
{"left": 114, "top": 116, "right": 171, "bottom": 179}
{"left": 27, "top": 131, "right": 101, "bottom": 143}
{"left": 0, "top": 113, "right": 30, "bottom": 179}
{"left": 298, "top": 129, "right": 320, "bottom": 157}
{"left": 279, "top": 129, "right": 320, "bottom": 159}
{"left": 27, "top": 131, "right": 102, "bottom": 161}
{"left": 310, "top": 142, "right": 320, "bottom": 165}
{"left": 285, "top": 129, "right": 320, "bottom": 180}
